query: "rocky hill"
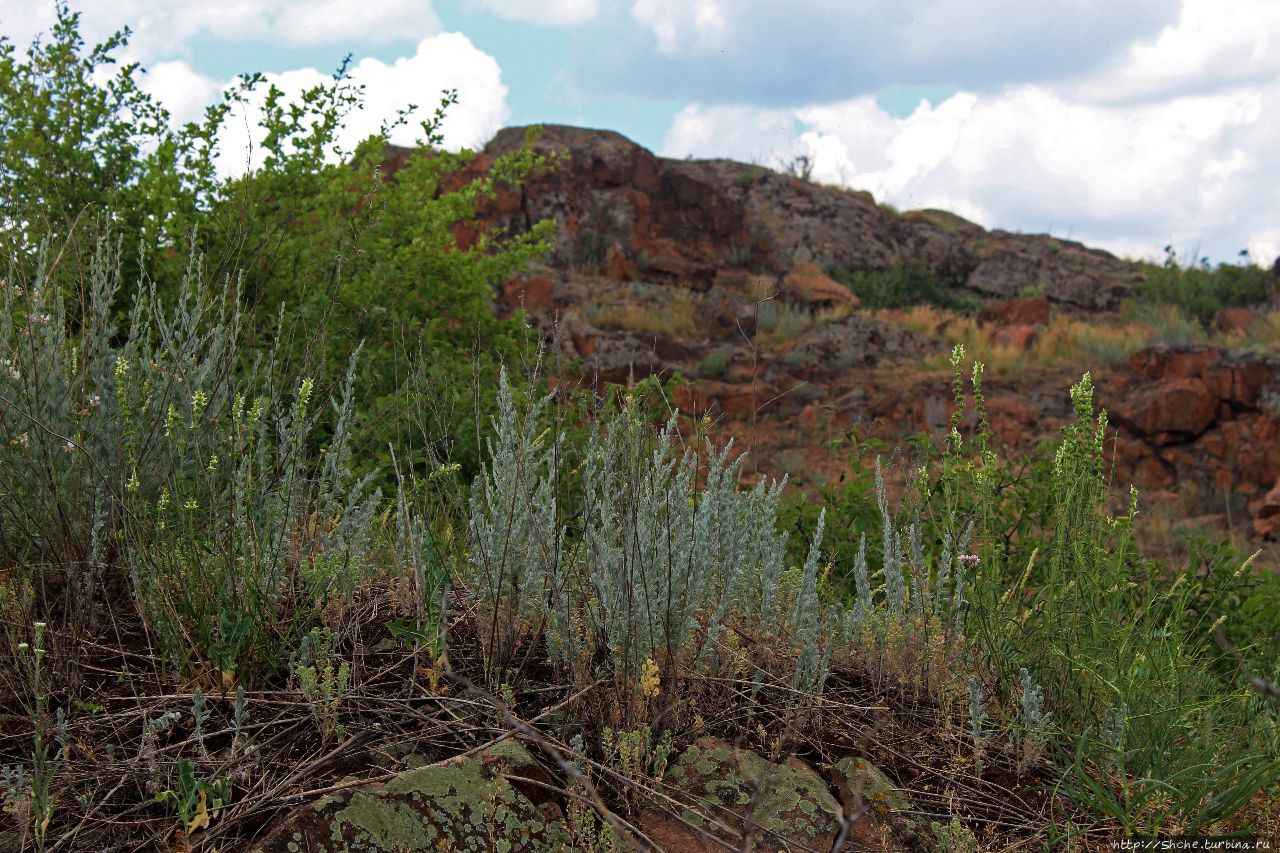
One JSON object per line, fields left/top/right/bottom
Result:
{"left": 389, "top": 124, "right": 1280, "bottom": 544}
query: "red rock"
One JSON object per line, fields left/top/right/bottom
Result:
{"left": 1205, "top": 356, "right": 1272, "bottom": 408}
{"left": 1112, "top": 377, "right": 1217, "bottom": 443}
{"left": 986, "top": 394, "right": 1042, "bottom": 446}
{"left": 501, "top": 274, "right": 555, "bottom": 313}
{"left": 1213, "top": 307, "right": 1257, "bottom": 335}
{"left": 977, "top": 295, "right": 1050, "bottom": 327}
{"left": 450, "top": 221, "right": 478, "bottom": 251}
{"left": 674, "top": 381, "right": 764, "bottom": 421}
{"left": 991, "top": 323, "right": 1043, "bottom": 351}
{"left": 1252, "top": 480, "right": 1280, "bottom": 538}
{"left": 782, "top": 262, "right": 859, "bottom": 307}
{"left": 1129, "top": 346, "right": 1225, "bottom": 380}
{"left": 799, "top": 402, "right": 823, "bottom": 429}
{"left": 604, "top": 241, "right": 637, "bottom": 281}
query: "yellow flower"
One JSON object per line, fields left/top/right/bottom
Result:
{"left": 640, "top": 656, "right": 661, "bottom": 700}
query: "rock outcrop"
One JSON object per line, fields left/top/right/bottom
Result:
{"left": 387, "top": 126, "right": 1280, "bottom": 540}
{"left": 255, "top": 737, "right": 916, "bottom": 852}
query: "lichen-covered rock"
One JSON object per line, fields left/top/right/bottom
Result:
{"left": 639, "top": 737, "right": 842, "bottom": 852}
{"left": 253, "top": 740, "right": 568, "bottom": 852}
{"left": 787, "top": 315, "right": 940, "bottom": 372}
{"left": 831, "top": 756, "right": 922, "bottom": 852}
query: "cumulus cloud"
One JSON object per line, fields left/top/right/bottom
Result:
{"left": 664, "top": 82, "right": 1279, "bottom": 263}
{"left": 215, "top": 32, "right": 508, "bottom": 174}
{"left": 1067, "top": 0, "right": 1280, "bottom": 103}
{"left": 615, "top": 0, "right": 1175, "bottom": 105}
{"left": 471, "top": 0, "right": 599, "bottom": 26}
{"left": 1, "top": 0, "right": 440, "bottom": 63}
{"left": 133, "top": 33, "right": 508, "bottom": 178}
{"left": 657, "top": 0, "right": 1280, "bottom": 264}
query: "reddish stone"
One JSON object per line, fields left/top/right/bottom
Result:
{"left": 604, "top": 241, "right": 638, "bottom": 281}
{"left": 450, "top": 222, "right": 478, "bottom": 251}
{"left": 1112, "top": 377, "right": 1217, "bottom": 443}
{"left": 491, "top": 184, "right": 523, "bottom": 216}
{"left": 571, "top": 332, "right": 597, "bottom": 357}
{"left": 991, "top": 323, "right": 1043, "bottom": 351}
{"left": 1213, "top": 307, "right": 1257, "bottom": 336}
{"left": 977, "top": 295, "right": 1050, "bottom": 327}
{"left": 986, "top": 394, "right": 1041, "bottom": 446}
{"left": 782, "top": 262, "right": 859, "bottom": 306}
{"left": 1205, "top": 357, "right": 1272, "bottom": 409}
{"left": 1128, "top": 346, "right": 1225, "bottom": 380}
{"left": 501, "top": 275, "right": 555, "bottom": 313}
{"left": 1252, "top": 480, "right": 1280, "bottom": 538}
{"left": 799, "top": 402, "right": 823, "bottom": 429}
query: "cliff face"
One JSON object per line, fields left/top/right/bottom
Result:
{"left": 395, "top": 125, "right": 1280, "bottom": 541}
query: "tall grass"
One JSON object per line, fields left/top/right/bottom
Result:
{"left": 0, "top": 237, "right": 445, "bottom": 686}
{"left": 877, "top": 348, "right": 1278, "bottom": 833}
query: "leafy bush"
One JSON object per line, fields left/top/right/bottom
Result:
{"left": 0, "top": 237, "right": 440, "bottom": 685}
{"left": 1138, "top": 248, "right": 1277, "bottom": 328}
{"left": 833, "top": 259, "right": 977, "bottom": 311}
{"left": 785, "top": 346, "right": 1279, "bottom": 832}
{"left": 699, "top": 350, "right": 729, "bottom": 378}
{"left": 0, "top": 7, "right": 556, "bottom": 483}
{"left": 467, "top": 372, "right": 833, "bottom": 714}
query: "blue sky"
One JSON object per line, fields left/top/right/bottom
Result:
{"left": 3, "top": 0, "right": 1278, "bottom": 264}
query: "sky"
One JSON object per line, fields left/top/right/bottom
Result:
{"left": 2, "top": 0, "right": 1278, "bottom": 265}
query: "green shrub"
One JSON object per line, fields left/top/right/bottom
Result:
{"left": 0, "top": 7, "right": 555, "bottom": 485}
{"left": 1138, "top": 248, "right": 1277, "bottom": 328}
{"left": 467, "top": 372, "right": 831, "bottom": 698}
{"left": 785, "top": 345, "right": 1279, "bottom": 833}
{"left": 833, "top": 259, "right": 976, "bottom": 311}
{"left": 755, "top": 298, "right": 816, "bottom": 338}
{"left": 698, "top": 351, "right": 729, "bottom": 378}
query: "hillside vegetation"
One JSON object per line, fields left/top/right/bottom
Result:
{"left": 1, "top": 8, "right": 1277, "bottom": 851}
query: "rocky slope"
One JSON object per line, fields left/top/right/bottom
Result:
{"left": 391, "top": 125, "right": 1280, "bottom": 543}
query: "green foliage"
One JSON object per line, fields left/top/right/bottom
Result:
{"left": 833, "top": 259, "right": 977, "bottom": 311}
{"left": 155, "top": 757, "right": 232, "bottom": 837}
{"left": 698, "top": 350, "right": 729, "bottom": 378}
{"left": 1138, "top": 247, "right": 1277, "bottom": 328}
{"left": 293, "top": 627, "right": 351, "bottom": 745}
{"left": 467, "top": 371, "right": 831, "bottom": 694}
{"left": 1, "top": 6, "right": 555, "bottom": 483}
{"left": 785, "top": 345, "right": 1278, "bottom": 832}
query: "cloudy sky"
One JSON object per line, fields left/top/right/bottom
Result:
{"left": 3, "top": 0, "right": 1277, "bottom": 264}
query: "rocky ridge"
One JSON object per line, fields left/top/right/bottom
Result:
{"left": 390, "top": 124, "right": 1280, "bottom": 541}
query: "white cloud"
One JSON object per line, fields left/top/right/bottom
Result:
{"left": 471, "top": 0, "right": 598, "bottom": 26}
{"left": 630, "top": 0, "right": 729, "bottom": 54}
{"left": 209, "top": 31, "right": 504, "bottom": 175}
{"left": 655, "top": 0, "right": 1280, "bottom": 264}
{"left": 2, "top": 0, "right": 440, "bottom": 64}
{"left": 663, "top": 81, "right": 1278, "bottom": 263}
{"left": 1070, "top": 0, "right": 1280, "bottom": 103}
{"left": 141, "top": 61, "right": 225, "bottom": 127}
{"left": 617, "top": 0, "right": 1174, "bottom": 104}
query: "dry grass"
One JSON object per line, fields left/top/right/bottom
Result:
{"left": 878, "top": 303, "right": 1280, "bottom": 376}
{"left": 581, "top": 284, "right": 700, "bottom": 337}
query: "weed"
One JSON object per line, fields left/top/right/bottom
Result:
{"left": 292, "top": 627, "right": 351, "bottom": 745}
{"left": 155, "top": 757, "right": 232, "bottom": 839}
{"left": 699, "top": 350, "right": 729, "bottom": 378}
